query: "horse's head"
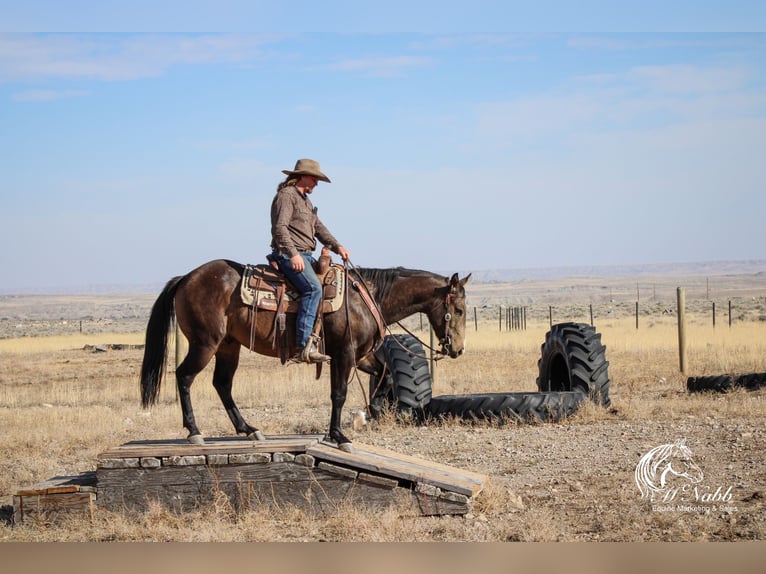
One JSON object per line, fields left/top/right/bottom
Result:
{"left": 664, "top": 441, "right": 704, "bottom": 486}
{"left": 431, "top": 272, "right": 471, "bottom": 358}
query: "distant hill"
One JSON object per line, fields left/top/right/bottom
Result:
{"left": 458, "top": 260, "right": 766, "bottom": 284}
{"left": 2, "top": 259, "right": 765, "bottom": 295}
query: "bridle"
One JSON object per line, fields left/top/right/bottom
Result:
{"left": 392, "top": 287, "right": 462, "bottom": 360}
{"left": 440, "top": 291, "right": 459, "bottom": 356}
{"left": 343, "top": 260, "right": 463, "bottom": 361}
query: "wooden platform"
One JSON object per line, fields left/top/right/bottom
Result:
{"left": 13, "top": 473, "right": 96, "bottom": 525}
{"left": 95, "top": 435, "right": 488, "bottom": 516}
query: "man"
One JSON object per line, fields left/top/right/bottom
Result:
{"left": 270, "top": 158, "right": 351, "bottom": 363}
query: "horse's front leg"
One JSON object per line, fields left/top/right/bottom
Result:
{"left": 327, "top": 356, "right": 353, "bottom": 452}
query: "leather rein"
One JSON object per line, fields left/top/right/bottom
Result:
{"left": 345, "top": 261, "right": 457, "bottom": 361}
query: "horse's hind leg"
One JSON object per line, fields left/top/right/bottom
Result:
{"left": 213, "top": 338, "right": 264, "bottom": 441}
{"left": 176, "top": 343, "right": 216, "bottom": 444}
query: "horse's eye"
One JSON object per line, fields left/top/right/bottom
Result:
{"left": 455, "top": 308, "right": 464, "bottom": 317}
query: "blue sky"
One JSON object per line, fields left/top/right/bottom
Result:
{"left": 1, "top": 3, "right": 765, "bottom": 291}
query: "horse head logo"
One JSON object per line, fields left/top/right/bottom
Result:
{"left": 635, "top": 439, "right": 704, "bottom": 501}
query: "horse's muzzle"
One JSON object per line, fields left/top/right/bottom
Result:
{"left": 440, "top": 337, "right": 464, "bottom": 359}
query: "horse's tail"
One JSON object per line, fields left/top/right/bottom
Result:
{"left": 140, "top": 275, "right": 184, "bottom": 408}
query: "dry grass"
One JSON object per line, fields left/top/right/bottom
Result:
{"left": 1, "top": 303, "right": 765, "bottom": 541}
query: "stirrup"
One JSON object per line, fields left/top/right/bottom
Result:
{"left": 288, "top": 339, "right": 330, "bottom": 364}
{"left": 303, "top": 348, "right": 331, "bottom": 363}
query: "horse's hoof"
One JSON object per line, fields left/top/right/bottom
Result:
{"left": 248, "top": 430, "right": 266, "bottom": 441}
{"left": 338, "top": 442, "right": 354, "bottom": 453}
{"left": 188, "top": 434, "right": 205, "bottom": 445}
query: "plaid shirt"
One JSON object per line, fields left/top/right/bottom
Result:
{"left": 270, "top": 185, "right": 340, "bottom": 258}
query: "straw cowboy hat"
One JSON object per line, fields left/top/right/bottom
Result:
{"left": 282, "top": 158, "right": 331, "bottom": 183}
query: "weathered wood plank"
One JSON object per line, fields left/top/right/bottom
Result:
{"left": 357, "top": 443, "right": 489, "bottom": 484}
{"left": 13, "top": 492, "right": 95, "bottom": 525}
{"left": 97, "top": 436, "right": 320, "bottom": 460}
{"left": 96, "top": 463, "right": 423, "bottom": 514}
{"left": 97, "top": 461, "right": 312, "bottom": 490}
{"left": 15, "top": 473, "right": 97, "bottom": 496}
{"left": 307, "top": 443, "right": 487, "bottom": 497}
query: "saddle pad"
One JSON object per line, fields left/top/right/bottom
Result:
{"left": 241, "top": 263, "right": 345, "bottom": 314}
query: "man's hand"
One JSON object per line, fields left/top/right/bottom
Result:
{"left": 290, "top": 254, "right": 305, "bottom": 271}
{"left": 337, "top": 246, "right": 351, "bottom": 262}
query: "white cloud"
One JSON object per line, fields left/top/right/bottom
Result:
{"left": 11, "top": 89, "right": 90, "bottom": 101}
{"left": 327, "top": 56, "right": 432, "bottom": 77}
{"left": 0, "top": 33, "right": 281, "bottom": 82}
{"left": 629, "top": 65, "right": 749, "bottom": 94}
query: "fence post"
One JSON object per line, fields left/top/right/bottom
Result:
{"left": 498, "top": 306, "right": 502, "bottom": 332}
{"left": 589, "top": 304, "right": 593, "bottom": 326}
{"left": 677, "top": 288, "right": 687, "bottom": 375}
{"left": 635, "top": 301, "right": 639, "bottom": 329}
{"left": 473, "top": 307, "right": 478, "bottom": 331}
{"left": 729, "top": 300, "right": 732, "bottom": 327}
{"left": 549, "top": 306, "right": 552, "bottom": 327}
{"left": 712, "top": 301, "right": 716, "bottom": 328}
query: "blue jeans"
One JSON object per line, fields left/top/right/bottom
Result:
{"left": 274, "top": 252, "right": 322, "bottom": 350}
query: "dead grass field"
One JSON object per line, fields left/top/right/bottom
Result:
{"left": 0, "top": 272, "right": 765, "bottom": 542}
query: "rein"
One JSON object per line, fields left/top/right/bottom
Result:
{"left": 345, "top": 260, "right": 454, "bottom": 361}
{"left": 390, "top": 320, "right": 448, "bottom": 361}
{"left": 342, "top": 260, "right": 460, "bottom": 416}
{"left": 342, "top": 260, "right": 386, "bottom": 417}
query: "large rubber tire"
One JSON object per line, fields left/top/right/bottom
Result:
{"left": 426, "top": 391, "right": 587, "bottom": 424}
{"left": 687, "top": 372, "right": 766, "bottom": 393}
{"left": 536, "top": 322, "right": 611, "bottom": 407}
{"left": 369, "top": 334, "right": 432, "bottom": 419}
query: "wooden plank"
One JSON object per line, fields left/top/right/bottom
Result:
{"left": 16, "top": 473, "right": 97, "bottom": 496}
{"left": 97, "top": 465, "right": 425, "bottom": 515}
{"left": 97, "top": 461, "right": 316, "bottom": 492}
{"left": 307, "top": 443, "right": 486, "bottom": 497}
{"left": 356, "top": 443, "right": 490, "bottom": 484}
{"left": 310, "top": 442, "right": 487, "bottom": 494}
{"left": 96, "top": 462, "right": 353, "bottom": 513}
{"left": 97, "top": 436, "right": 320, "bottom": 460}
{"left": 13, "top": 492, "right": 95, "bottom": 525}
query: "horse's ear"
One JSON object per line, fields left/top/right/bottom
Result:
{"left": 449, "top": 273, "right": 471, "bottom": 291}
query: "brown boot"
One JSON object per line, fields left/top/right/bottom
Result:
{"left": 288, "top": 343, "right": 330, "bottom": 364}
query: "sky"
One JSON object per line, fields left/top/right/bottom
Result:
{"left": 1, "top": 2, "right": 765, "bottom": 291}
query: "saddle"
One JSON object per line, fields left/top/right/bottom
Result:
{"left": 240, "top": 261, "right": 345, "bottom": 314}
{"left": 240, "top": 259, "right": 346, "bottom": 364}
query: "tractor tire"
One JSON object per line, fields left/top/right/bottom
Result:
{"left": 536, "top": 322, "right": 611, "bottom": 407}
{"left": 369, "top": 334, "right": 432, "bottom": 419}
{"left": 426, "top": 391, "right": 587, "bottom": 424}
{"left": 687, "top": 372, "right": 766, "bottom": 393}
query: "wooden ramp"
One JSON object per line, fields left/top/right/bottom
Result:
{"left": 95, "top": 435, "right": 489, "bottom": 516}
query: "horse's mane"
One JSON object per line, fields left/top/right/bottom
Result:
{"left": 354, "top": 267, "right": 443, "bottom": 303}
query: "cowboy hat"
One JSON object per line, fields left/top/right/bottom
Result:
{"left": 282, "top": 158, "right": 331, "bottom": 183}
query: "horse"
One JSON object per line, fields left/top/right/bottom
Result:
{"left": 634, "top": 439, "right": 704, "bottom": 501}
{"left": 140, "top": 259, "right": 470, "bottom": 452}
